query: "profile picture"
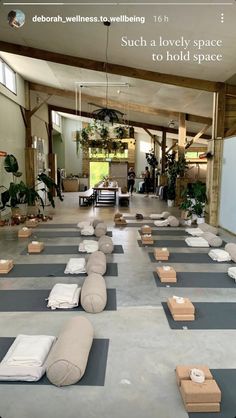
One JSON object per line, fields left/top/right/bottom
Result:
{"left": 7, "top": 9, "right": 25, "bottom": 28}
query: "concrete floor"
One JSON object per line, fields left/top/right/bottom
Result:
{"left": 0, "top": 192, "right": 236, "bottom": 418}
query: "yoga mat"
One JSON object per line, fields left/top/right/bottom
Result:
{"left": 0, "top": 337, "right": 109, "bottom": 386}
{"left": 138, "top": 240, "right": 225, "bottom": 248}
{"left": 162, "top": 302, "right": 236, "bottom": 329}
{"left": 31, "top": 231, "right": 112, "bottom": 238}
{"left": 138, "top": 229, "right": 188, "bottom": 236}
{"left": 21, "top": 245, "right": 124, "bottom": 255}
{"left": 148, "top": 252, "right": 232, "bottom": 264}
{"left": 189, "top": 369, "right": 236, "bottom": 418}
{"left": 124, "top": 215, "right": 150, "bottom": 220}
{"left": 0, "top": 263, "right": 118, "bottom": 277}
{"left": 153, "top": 271, "right": 235, "bottom": 288}
{"left": 0, "top": 289, "right": 117, "bottom": 312}
{"left": 36, "top": 223, "right": 77, "bottom": 229}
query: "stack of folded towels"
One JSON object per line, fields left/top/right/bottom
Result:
{"left": 47, "top": 284, "right": 81, "bottom": 310}
{"left": 0, "top": 334, "right": 55, "bottom": 381}
{"left": 208, "top": 249, "right": 231, "bottom": 262}
{"left": 78, "top": 240, "right": 98, "bottom": 253}
{"left": 185, "top": 237, "right": 209, "bottom": 247}
{"left": 77, "top": 221, "right": 94, "bottom": 236}
{"left": 64, "top": 258, "right": 86, "bottom": 274}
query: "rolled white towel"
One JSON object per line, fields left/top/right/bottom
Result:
{"left": 228, "top": 267, "right": 236, "bottom": 280}
{"left": 186, "top": 228, "right": 203, "bottom": 237}
{"left": 190, "top": 368, "right": 205, "bottom": 384}
{"left": 81, "top": 225, "right": 94, "bottom": 236}
{"left": 64, "top": 258, "right": 86, "bottom": 274}
{"left": 2, "top": 335, "right": 55, "bottom": 367}
{"left": 185, "top": 237, "right": 209, "bottom": 247}
{"left": 47, "top": 284, "right": 80, "bottom": 310}
{"left": 208, "top": 249, "right": 231, "bottom": 262}
{"left": 154, "top": 219, "right": 170, "bottom": 227}
{"left": 77, "top": 221, "right": 91, "bottom": 229}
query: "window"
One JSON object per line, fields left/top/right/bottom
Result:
{"left": 0, "top": 58, "right": 17, "bottom": 94}
{"left": 52, "top": 111, "right": 61, "bottom": 127}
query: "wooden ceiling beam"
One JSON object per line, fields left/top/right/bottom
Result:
{"left": 143, "top": 128, "right": 162, "bottom": 147}
{"left": 30, "top": 82, "right": 212, "bottom": 125}
{"left": 0, "top": 41, "right": 222, "bottom": 92}
{"left": 185, "top": 124, "right": 211, "bottom": 149}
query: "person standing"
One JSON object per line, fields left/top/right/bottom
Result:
{"left": 127, "top": 167, "right": 135, "bottom": 195}
{"left": 144, "top": 166, "right": 151, "bottom": 197}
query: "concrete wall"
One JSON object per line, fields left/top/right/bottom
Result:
{"left": 219, "top": 136, "right": 236, "bottom": 234}
{"left": 0, "top": 74, "right": 26, "bottom": 188}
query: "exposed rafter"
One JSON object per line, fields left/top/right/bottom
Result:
{"left": 185, "top": 124, "right": 211, "bottom": 149}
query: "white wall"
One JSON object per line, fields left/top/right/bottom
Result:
{"left": 62, "top": 117, "right": 83, "bottom": 176}
{"left": 219, "top": 136, "right": 236, "bottom": 234}
{"left": 0, "top": 74, "right": 26, "bottom": 188}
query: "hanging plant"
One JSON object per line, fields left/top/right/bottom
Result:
{"left": 114, "top": 126, "right": 127, "bottom": 139}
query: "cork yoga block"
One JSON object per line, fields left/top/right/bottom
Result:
{"left": 0, "top": 259, "right": 14, "bottom": 274}
{"left": 154, "top": 248, "right": 169, "bottom": 261}
{"left": 167, "top": 298, "right": 195, "bottom": 316}
{"left": 28, "top": 242, "right": 44, "bottom": 253}
{"left": 180, "top": 379, "right": 221, "bottom": 404}
{"left": 25, "top": 219, "right": 38, "bottom": 228}
{"left": 156, "top": 267, "right": 177, "bottom": 283}
{"left": 141, "top": 225, "right": 152, "bottom": 234}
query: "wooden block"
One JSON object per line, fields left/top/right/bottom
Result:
{"left": 28, "top": 242, "right": 44, "bottom": 253}
{"left": 167, "top": 298, "right": 195, "bottom": 315}
{"left": 157, "top": 266, "right": 176, "bottom": 282}
{"left": 176, "top": 365, "right": 213, "bottom": 386}
{"left": 173, "top": 314, "right": 195, "bottom": 321}
{"left": 180, "top": 379, "right": 221, "bottom": 404}
{"left": 141, "top": 236, "right": 154, "bottom": 245}
{"left": 18, "top": 228, "right": 32, "bottom": 238}
{"left": 26, "top": 219, "right": 38, "bottom": 228}
{"left": 154, "top": 248, "right": 169, "bottom": 261}
{"left": 184, "top": 402, "right": 220, "bottom": 413}
{"left": 141, "top": 225, "right": 152, "bottom": 234}
{"left": 0, "top": 259, "right": 14, "bottom": 274}
{"left": 115, "top": 218, "right": 127, "bottom": 225}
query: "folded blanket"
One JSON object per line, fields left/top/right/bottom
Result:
{"left": 154, "top": 219, "right": 170, "bottom": 227}
{"left": 208, "top": 249, "right": 231, "bottom": 262}
{"left": 0, "top": 334, "right": 55, "bottom": 382}
{"left": 77, "top": 221, "right": 91, "bottom": 229}
{"left": 81, "top": 225, "right": 94, "bottom": 236}
{"left": 228, "top": 267, "right": 236, "bottom": 280}
{"left": 64, "top": 258, "right": 86, "bottom": 274}
{"left": 185, "top": 237, "right": 209, "bottom": 247}
{"left": 150, "top": 212, "right": 170, "bottom": 220}
{"left": 47, "top": 284, "right": 81, "bottom": 310}
{"left": 186, "top": 227, "right": 203, "bottom": 237}
{"left": 79, "top": 240, "right": 98, "bottom": 253}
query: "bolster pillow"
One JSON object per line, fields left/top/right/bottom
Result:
{"left": 202, "top": 232, "right": 223, "bottom": 247}
{"left": 92, "top": 218, "right": 103, "bottom": 228}
{"left": 199, "top": 223, "right": 218, "bottom": 235}
{"left": 225, "top": 243, "right": 236, "bottom": 263}
{"left": 81, "top": 273, "right": 107, "bottom": 313}
{"left": 46, "top": 316, "right": 94, "bottom": 386}
{"left": 94, "top": 222, "right": 107, "bottom": 237}
{"left": 168, "top": 216, "right": 180, "bottom": 227}
{"left": 86, "top": 250, "right": 107, "bottom": 275}
{"left": 98, "top": 235, "right": 114, "bottom": 254}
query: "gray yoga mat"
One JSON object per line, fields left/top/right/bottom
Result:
{"left": 0, "top": 289, "right": 117, "bottom": 312}
{"left": 36, "top": 223, "right": 77, "bottom": 229}
{"left": 189, "top": 369, "right": 236, "bottom": 418}
{"left": 153, "top": 271, "right": 235, "bottom": 288}
{"left": 0, "top": 337, "right": 109, "bottom": 386}
{"left": 149, "top": 252, "right": 232, "bottom": 264}
{"left": 162, "top": 302, "right": 236, "bottom": 330}
{"left": 0, "top": 263, "right": 118, "bottom": 277}
{"left": 138, "top": 229, "right": 188, "bottom": 236}
{"left": 124, "top": 215, "right": 150, "bottom": 220}
{"left": 138, "top": 240, "right": 224, "bottom": 248}
{"left": 21, "top": 245, "right": 124, "bottom": 255}
{"left": 31, "top": 231, "right": 112, "bottom": 238}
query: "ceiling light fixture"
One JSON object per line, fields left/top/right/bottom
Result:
{"left": 168, "top": 120, "right": 176, "bottom": 129}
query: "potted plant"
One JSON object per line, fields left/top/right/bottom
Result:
{"left": 166, "top": 181, "right": 176, "bottom": 207}
{"left": 191, "top": 181, "right": 207, "bottom": 224}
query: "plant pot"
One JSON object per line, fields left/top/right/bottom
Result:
{"left": 17, "top": 203, "right": 28, "bottom": 216}
{"left": 197, "top": 217, "right": 205, "bottom": 224}
{"left": 185, "top": 219, "right": 192, "bottom": 226}
{"left": 167, "top": 199, "right": 174, "bottom": 207}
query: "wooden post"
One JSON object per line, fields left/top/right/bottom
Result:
{"left": 178, "top": 113, "right": 186, "bottom": 159}
{"left": 161, "top": 130, "right": 166, "bottom": 174}
{"left": 25, "top": 148, "right": 38, "bottom": 187}
{"left": 206, "top": 85, "right": 226, "bottom": 226}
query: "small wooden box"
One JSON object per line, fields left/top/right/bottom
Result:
{"left": 18, "top": 228, "right": 32, "bottom": 238}
{"left": 0, "top": 259, "right": 14, "bottom": 274}
{"left": 156, "top": 266, "right": 176, "bottom": 282}
{"left": 167, "top": 298, "right": 195, "bottom": 321}
{"left": 176, "top": 365, "right": 213, "bottom": 386}
{"left": 141, "top": 235, "right": 154, "bottom": 245}
{"left": 141, "top": 225, "right": 152, "bottom": 234}
{"left": 26, "top": 219, "right": 38, "bottom": 228}
{"left": 28, "top": 241, "right": 44, "bottom": 253}
{"left": 154, "top": 248, "right": 169, "bottom": 261}
{"left": 180, "top": 379, "right": 221, "bottom": 404}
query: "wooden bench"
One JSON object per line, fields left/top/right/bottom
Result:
{"left": 118, "top": 188, "right": 130, "bottom": 206}
{"left": 78, "top": 189, "right": 95, "bottom": 206}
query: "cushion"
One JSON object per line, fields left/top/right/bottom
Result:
{"left": 94, "top": 222, "right": 107, "bottom": 238}
{"left": 202, "top": 232, "right": 223, "bottom": 247}
{"left": 98, "top": 235, "right": 114, "bottom": 254}
{"left": 168, "top": 216, "right": 180, "bottom": 227}
{"left": 150, "top": 212, "right": 170, "bottom": 220}
{"left": 81, "top": 273, "right": 107, "bottom": 313}
{"left": 199, "top": 223, "right": 218, "bottom": 235}
{"left": 208, "top": 249, "right": 231, "bottom": 262}
{"left": 225, "top": 243, "right": 236, "bottom": 263}
{"left": 46, "top": 316, "right": 94, "bottom": 386}
{"left": 228, "top": 267, "right": 236, "bottom": 280}
{"left": 92, "top": 218, "right": 103, "bottom": 228}
{"left": 86, "top": 251, "right": 107, "bottom": 275}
